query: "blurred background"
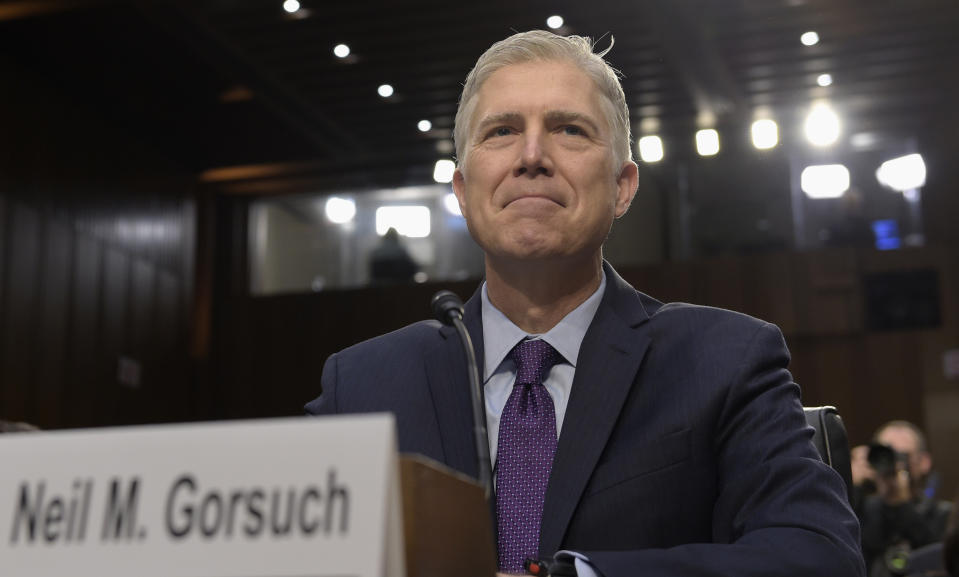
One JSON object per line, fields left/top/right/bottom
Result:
{"left": 1, "top": 0, "right": 957, "bottom": 491}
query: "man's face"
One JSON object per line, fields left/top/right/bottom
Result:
{"left": 452, "top": 60, "right": 637, "bottom": 265}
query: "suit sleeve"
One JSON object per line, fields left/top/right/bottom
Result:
{"left": 582, "top": 323, "right": 865, "bottom": 577}
{"left": 304, "top": 354, "right": 339, "bottom": 415}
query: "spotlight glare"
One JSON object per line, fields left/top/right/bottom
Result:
{"left": 283, "top": 0, "right": 300, "bottom": 14}
{"left": 377, "top": 84, "right": 394, "bottom": 98}
{"left": 546, "top": 15, "right": 564, "bottom": 29}
{"left": 417, "top": 119, "right": 432, "bottom": 132}
{"left": 433, "top": 159, "right": 456, "bottom": 183}
{"left": 751, "top": 119, "right": 779, "bottom": 149}
{"left": 801, "top": 31, "right": 820, "bottom": 46}
{"left": 801, "top": 164, "right": 850, "bottom": 199}
{"left": 333, "top": 44, "right": 350, "bottom": 58}
{"left": 696, "top": 129, "right": 720, "bottom": 156}
{"left": 804, "top": 102, "right": 841, "bottom": 147}
{"left": 638, "top": 136, "right": 664, "bottom": 163}
{"left": 876, "top": 153, "right": 926, "bottom": 192}
{"left": 443, "top": 193, "right": 462, "bottom": 216}
{"left": 817, "top": 73, "right": 833, "bottom": 87}
{"left": 325, "top": 196, "right": 356, "bottom": 224}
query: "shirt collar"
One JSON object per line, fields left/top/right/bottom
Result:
{"left": 480, "top": 271, "right": 606, "bottom": 381}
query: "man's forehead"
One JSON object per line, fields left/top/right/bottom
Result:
{"left": 469, "top": 61, "right": 607, "bottom": 130}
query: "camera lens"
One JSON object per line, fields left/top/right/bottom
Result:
{"left": 867, "top": 443, "right": 899, "bottom": 476}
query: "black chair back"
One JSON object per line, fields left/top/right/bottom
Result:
{"left": 803, "top": 405, "right": 854, "bottom": 501}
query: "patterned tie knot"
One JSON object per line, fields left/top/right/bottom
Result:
{"left": 510, "top": 339, "right": 560, "bottom": 386}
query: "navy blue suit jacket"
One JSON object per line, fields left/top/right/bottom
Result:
{"left": 306, "top": 263, "right": 865, "bottom": 577}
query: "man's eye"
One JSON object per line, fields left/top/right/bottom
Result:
{"left": 562, "top": 125, "right": 586, "bottom": 136}
{"left": 490, "top": 127, "right": 513, "bottom": 137}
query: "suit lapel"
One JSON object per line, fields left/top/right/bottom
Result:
{"left": 539, "top": 264, "right": 652, "bottom": 557}
{"left": 423, "top": 286, "right": 486, "bottom": 478}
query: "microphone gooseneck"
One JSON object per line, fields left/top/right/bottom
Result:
{"left": 431, "top": 290, "right": 493, "bottom": 502}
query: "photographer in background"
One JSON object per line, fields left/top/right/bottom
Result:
{"left": 852, "top": 421, "right": 953, "bottom": 576}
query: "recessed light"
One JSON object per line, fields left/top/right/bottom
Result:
{"left": 804, "top": 102, "right": 841, "bottom": 147}
{"left": 751, "top": 119, "right": 779, "bottom": 150}
{"left": 325, "top": 197, "right": 355, "bottom": 224}
{"left": 695, "top": 129, "right": 720, "bottom": 156}
{"left": 638, "top": 136, "right": 664, "bottom": 163}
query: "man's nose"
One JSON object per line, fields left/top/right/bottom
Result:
{"left": 513, "top": 130, "right": 553, "bottom": 177}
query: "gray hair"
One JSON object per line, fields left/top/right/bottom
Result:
{"left": 453, "top": 30, "right": 632, "bottom": 172}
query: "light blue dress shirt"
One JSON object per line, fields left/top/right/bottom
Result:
{"left": 480, "top": 272, "right": 606, "bottom": 465}
{"left": 480, "top": 272, "right": 607, "bottom": 577}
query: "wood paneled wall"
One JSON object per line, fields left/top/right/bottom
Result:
{"left": 0, "top": 189, "right": 195, "bottom": 428}
{"left": 0, "top": 32, "right": 198, "bottom": 429}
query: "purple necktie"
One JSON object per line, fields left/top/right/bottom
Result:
{"left": 496, "top": 339, "right": 561, "bottom": 573}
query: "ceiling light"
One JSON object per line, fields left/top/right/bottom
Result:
{"left": 751, "top": 119, "right": 779, "bottom": 149}
{"left": 376, "top": 206, "right": 431, "bottom": 238}
{"left": 324, "top": 196, "right": 356, "bottom": 224}
{"left": 876, "top": 153, "right": 926, "bottom": 192}
{"left": 804, "top": 102, "right": 840, "bottom": 147}
{"left": 801, "top": 164, "right": 850, "bottom": 198}
{"left": 333, "top": 44, "right": 350, "bottom": 58}
{"left": 433, "top": 159, "right": 455, "bottom": 183}
{"left": 850, "top": 132, "right": 879, "bottom": 149}
{"left": 443, "top": 193, "right": 462, "bottom": 216}
{"left": 283, "top": 0, "right": 300, "bottom": 14}
{"left": 638, "top": 136, "right": 664, "bottom": 163}
{"left": 801, "top": 31, "right": 819, "bottom": 46}
{"left": 377, "top": 84, "right": 394, "bottom": 98}
{"left": 417, "top": 120, "right": 432, "bottom": 132}
{"left": 695, "top": 129, "right": 720, "bottom": 156}
{"left": 639, "top": 117, "right": 660, "bottom": 134}
{"left": 546, "top": 15, "right": 564, "bottom": 29}
{"left": 817, "top": 73, "right": 833, "bottom": 87}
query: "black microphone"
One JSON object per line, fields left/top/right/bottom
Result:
{"left": 431, "top": 290, "right": 492, "bottom": 502}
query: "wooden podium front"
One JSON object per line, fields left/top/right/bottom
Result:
{"left": 400, "top": 455, "right": 497, "bottom": 577}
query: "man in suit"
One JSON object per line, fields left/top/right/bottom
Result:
{"left": 306, "top": 30, "right": 864, "bottom": 577}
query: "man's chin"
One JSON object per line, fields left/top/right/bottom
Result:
{"left": 486, "top": 244, "right": 593, "bottom": 267}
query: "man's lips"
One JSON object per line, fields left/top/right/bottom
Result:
{"left": 503, "top": 193, "right": 565, "bottom": 208}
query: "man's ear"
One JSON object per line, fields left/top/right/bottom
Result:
{"left": 452, "top": 168, "right": 468, "bottom": 217}
{"left": 614, "top": 161, "right": 638, "bottom": 218}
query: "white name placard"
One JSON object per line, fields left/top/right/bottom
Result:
{"left": 0, "top": 415, "right": 405, "bottom": 577}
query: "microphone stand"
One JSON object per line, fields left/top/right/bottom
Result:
{"left": 431, "top": 290, "right": 492, "bottom": 502}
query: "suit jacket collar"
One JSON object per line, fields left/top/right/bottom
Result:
{"left": 539, "top": 262, "right": 653, "bottom": 557}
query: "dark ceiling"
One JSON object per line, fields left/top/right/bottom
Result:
{"left": 3, "top": 0, "right": 958, "bottom": 195}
